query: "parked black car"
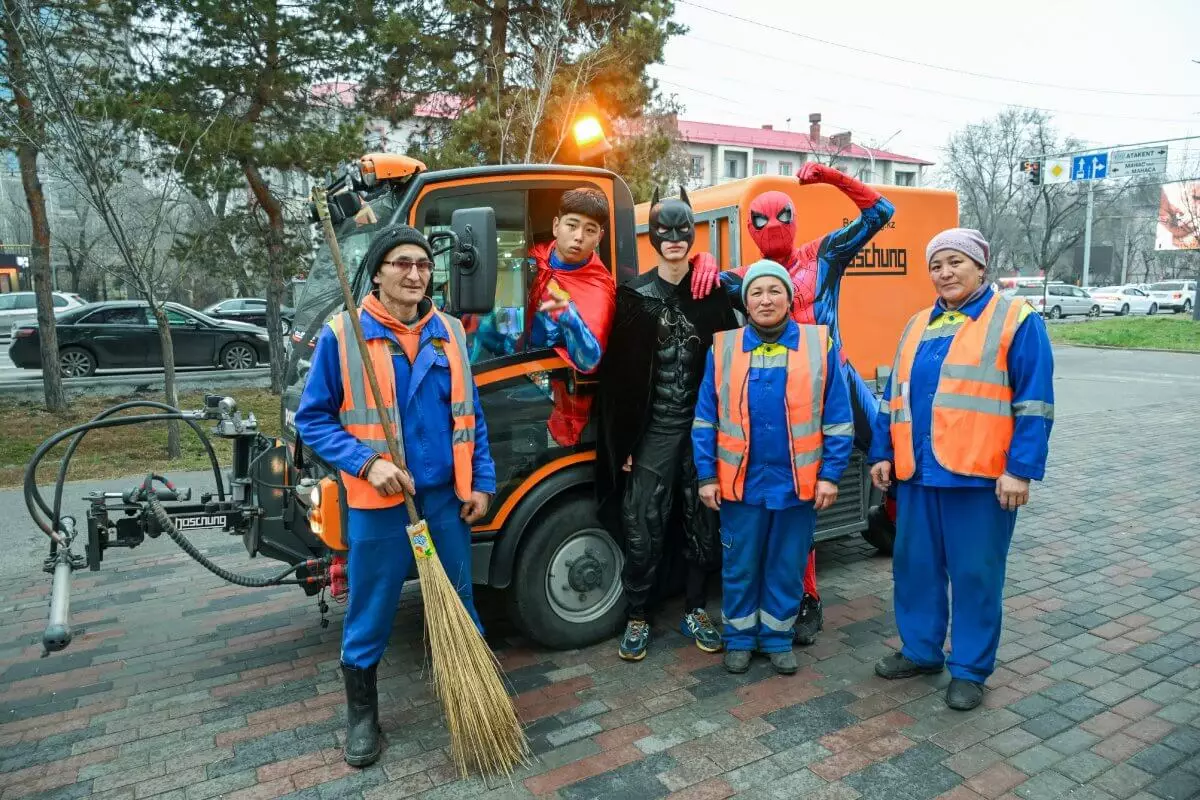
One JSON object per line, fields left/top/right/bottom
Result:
{"left": 202, "top": 298, "right": 295, "bottom": 333}
{"left": 8, "top": 301, "right": 271, "bottom": 378}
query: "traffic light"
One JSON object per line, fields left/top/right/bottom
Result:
{"left": 1021, "top": 159, "right": 1042, "bottom": 185}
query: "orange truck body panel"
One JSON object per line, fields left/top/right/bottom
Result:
{"left": 635, "top": 176, "right": 959, "bottom": 378}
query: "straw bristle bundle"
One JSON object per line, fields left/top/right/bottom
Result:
{"left": 415, "top": 555, "right": 531, "bottom": 778}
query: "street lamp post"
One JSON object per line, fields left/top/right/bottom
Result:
{"left": 861, "top": 129, "right": 901, "bottom": 184}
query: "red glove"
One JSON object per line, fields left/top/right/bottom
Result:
{"left": 796, "top": 163, "right": 882, "bottom": 210}
{"left": 689, "top": 251, "right": 722, "bottom": 300}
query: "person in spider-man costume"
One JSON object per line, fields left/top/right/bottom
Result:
{"left": 691, "top": 162, "right": 895, "bottom": 647}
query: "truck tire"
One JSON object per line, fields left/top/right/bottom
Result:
{"left": 860, "top": 503, "right": 895, "bottom": 556}
{"left": 506, "top": 495, "right": 626, "bottom": 650}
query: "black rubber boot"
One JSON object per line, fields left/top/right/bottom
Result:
{"left": 946, "top": 679, "right": 985, "bottom": 711}
{"left": 874, "top": 652, "right": 944, "bottom": 680}
{"left": 342, "top": 662, "right": 382, "bottom": 767}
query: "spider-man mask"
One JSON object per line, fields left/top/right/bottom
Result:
{"left": 747, "top": 191, "right": 797, "bottom": 262}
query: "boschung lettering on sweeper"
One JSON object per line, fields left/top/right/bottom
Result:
{"left": 840, "top": 217, "right": 907, "bottom": 276}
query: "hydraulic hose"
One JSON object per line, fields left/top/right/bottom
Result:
{"left": 146, "top": 493, "right": 317, "bottom": 587}
{"left": 42, "top": 401, "right": 226, "bottom": 540}
{"left": 24, "top": 413, "right": 194, "bottom": 540}
{"left": 26, "top": 406, "right": 322, "bottom": 591}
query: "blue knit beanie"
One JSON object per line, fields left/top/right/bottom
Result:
{"left": 741, "top": 259, "right": 794, "bottom": 307}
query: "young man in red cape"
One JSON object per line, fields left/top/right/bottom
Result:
{"left": 692, "top": 163, "right": 896, "bottom": 647}
{"left": 475, "top": 187, "right": 616, "bottom": 446}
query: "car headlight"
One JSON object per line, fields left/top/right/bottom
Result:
{"left": 255, "top": 333, "right": 270, "bottom": 342}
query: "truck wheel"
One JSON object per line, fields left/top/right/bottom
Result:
{"left": 860, "top": 503, "right": 895, "bottom": 556}
{"left": 507, "top": 496, "right": 625, "bottom": 650}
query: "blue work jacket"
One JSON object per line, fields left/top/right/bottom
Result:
{"left": 693, "top": 319, "right": 855, "bottom": 510}
{"left": 295, "top": 307, "right": 497, "bottom": 495}
{"left": 868, "top": 288, "right": 1054, "bottom": 487}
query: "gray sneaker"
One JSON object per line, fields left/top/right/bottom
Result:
{"left": 769, "top": 650, "right": 798, "bottom": 675}
{"left": 723, "top": 650, "right": 751, "bottom": 674}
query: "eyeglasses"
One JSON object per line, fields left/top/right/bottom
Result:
{"left": 380, "top": 257, "right": 433, "bottom": 273}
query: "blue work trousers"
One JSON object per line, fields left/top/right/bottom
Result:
{"left": 893, "top": 483, "right": 1017, "bottom": 683}
{"left": 341, "top": 483, "right": 482, "bottom": 669}
{"left": 720, "top": 501, "right": 815, "bottom": 653}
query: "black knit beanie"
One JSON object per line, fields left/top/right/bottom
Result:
{"left": 362, "top": 225, "right": 434, "bottom": 280}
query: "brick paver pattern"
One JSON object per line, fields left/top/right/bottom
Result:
{"left": 2, "top": 400, "right": 1198, "bottom": 800}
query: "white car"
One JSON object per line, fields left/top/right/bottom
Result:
{"left": 1088, "top": 285, "right": 1157, "bottom": 316}
{"left": 0, "top": 291, "right": 89, "bottom": 339}
{"left": 1147, "top": 280, "right": 1196, "bottom": 314}
{"left": 1012, "top": 284, "right": 1099, "bottom": 319}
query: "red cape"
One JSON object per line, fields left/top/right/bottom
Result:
{"left": 527, "top": 241, "right": 616, "bottom": 371}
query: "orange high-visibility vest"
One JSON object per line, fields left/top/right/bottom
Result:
{"left": 708, "top": 325, "right": 830, "bottom": 502}
{"left": 888, "top": 292, "right": 1025, "bottom": 481}
{"left": 328, "top": 309, "right": 476, "bottom": 509}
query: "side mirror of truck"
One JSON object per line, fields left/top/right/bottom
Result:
{"left": 446, "top": 207, "right": 497, "bottom": 315}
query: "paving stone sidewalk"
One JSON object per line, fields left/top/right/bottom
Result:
{"left": 2, "top": 399, "right": 1198, "bottom": 800}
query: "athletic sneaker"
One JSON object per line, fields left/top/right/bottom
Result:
{"left": 619, "top": 619, "right": 651, "bottom": 661}
{"left": 793, "top": 594, "right": 824, "bottom": 646}
{"left": 680, "top": 608, "right": 723, "bottom": 653}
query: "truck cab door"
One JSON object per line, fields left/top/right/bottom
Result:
{"left": 410, "top": 178, "right": 629, "bottom": 534}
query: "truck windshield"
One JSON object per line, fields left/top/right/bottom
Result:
{"left": 292, "top": 192, "right": 397, "bottom": 342}
{"left": 282, "top": 191, "right": 398, "bottom": 414}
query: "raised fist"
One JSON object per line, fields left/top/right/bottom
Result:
{"left": 797, "top": 162, "right": 839, "bottom": 185}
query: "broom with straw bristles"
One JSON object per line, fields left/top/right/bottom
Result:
{"left": 312, "top": 188, "right": 530, "bottom": 778}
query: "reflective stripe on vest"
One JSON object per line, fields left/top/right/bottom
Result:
{"left": 889, "top": 293, "right": 1024, "bottom": 480}
{"left": 710, "top": 325, "right": 829, "bottom": 502}
{"left": 329, "top": 309, "right": 476, "bottom": 509}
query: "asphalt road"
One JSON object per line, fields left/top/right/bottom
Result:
{"left": 1, "top": 343, "right": 1196, "bottom": 585}
{"left": 0, "top": 347, "right": 264, "bottom": 382}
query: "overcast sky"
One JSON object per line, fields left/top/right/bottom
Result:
{"left": 650, "top": 0, "right": 1200, "bottom": 174}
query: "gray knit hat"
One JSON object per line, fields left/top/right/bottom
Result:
{"left": 363, "top": 225, "right": 434, "bottom": 279}
{"left": 741, "top": 259, "right": 794, "bottom": 307}
{"left": 926, "top": 227, "right": 989, "bottom": 269}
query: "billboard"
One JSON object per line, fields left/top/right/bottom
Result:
{"left": 1156, "top": 181, "right": 1200, "bottom": 251}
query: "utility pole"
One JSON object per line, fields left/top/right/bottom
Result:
{"left": 1193, "top": 266, "right": 1200, "bottom": 321}
{"left": 1120, "top": 222, "right": 1130, "bottom": 284}
{"left": 1082, "top": 181, "right": 1095, "bottom": 287}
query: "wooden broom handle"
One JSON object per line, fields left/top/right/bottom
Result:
{"left": 312, "top": 189, "right": 420, "bottom": 525}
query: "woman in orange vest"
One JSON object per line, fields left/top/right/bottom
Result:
{"left": 868, "top": 228, "right": 1054, "bottom": 711}
{"left": 295, "top": 225, "right": 496, "bottom": 767}
{"left": 693, "top": 260, "right": 854, "bottom": 675}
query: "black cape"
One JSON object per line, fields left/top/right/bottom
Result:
{"left": 594, "top": 267, "right": 739, "bottom": 533}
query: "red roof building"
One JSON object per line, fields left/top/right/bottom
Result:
{"left": 676, "top": 114, "right": 932, "bottom": 189}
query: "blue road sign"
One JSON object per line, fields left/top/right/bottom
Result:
{"left": 1071, "top": 152, "right": 1109, "bottom": 181}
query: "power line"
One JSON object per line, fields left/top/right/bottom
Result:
{"left": 676, "top": 0, "right": 1200, "bottom": 100}
{"left": 657, "top": 77, "right": 1200, "bottom": 174}
{"left": 672, "top": 35, "right": 1200, "bottom": 126}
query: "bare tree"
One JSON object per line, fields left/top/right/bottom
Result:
{"left": 6, "top": 0, "right": 219, "bottom": 456}
{"left": 0, "top": 0, "right": 67, "bottom": 410}
{"left": 500, "top": 0, "right": 621, "bottom": 165}
{"left": 939, "top": 109, "right": 1041, "bottom": 270}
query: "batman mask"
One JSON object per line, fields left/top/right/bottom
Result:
{"left": 648, "top": 186, "right": 696, "bottom": 257}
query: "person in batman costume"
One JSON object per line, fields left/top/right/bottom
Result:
{"left": 596, "top": 187, "right": 740, "bottom": 662}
